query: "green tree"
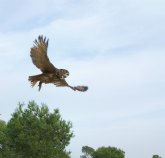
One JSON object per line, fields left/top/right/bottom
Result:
{"left": 93, "top": 146, "right": 125, "bottom": 158}
{"left": 0, "top": 120, "right": 7, "bottom": 157}
{"left": 4, "top": 101, "right": 73, "bottom": 158}
{"left": 0, "top": 120, "right": 6, "bottom": 147}
{"left": 81, "top": 146, "right": 125, "bottom": 158}
{"left": 152, "top": 155, "right": 162, "bottom": 158}
{"left": 0, "top": 119, "right": 14, "bottom": 158}
{"left": 80, "top": 146, "right": 125, "bottom": 158}
{"left": 81, "top": 146, "right": 95, "bottom": 158}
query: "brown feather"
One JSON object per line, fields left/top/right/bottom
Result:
{"left": 53, "top": 78, "right": 69, "bottom": 87}
{"left": 30, "top": 35, "right": 57, "bottom": 73}
{"left": 74, "top": 86, "right": 88, "bottom": 92}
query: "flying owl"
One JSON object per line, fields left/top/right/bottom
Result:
{"left": 29, "top": 35, "right": 88, "bottom": 92}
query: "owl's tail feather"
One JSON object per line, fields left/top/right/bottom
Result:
{"left": 28, "top": 74, "right": 44, "bottom": 91}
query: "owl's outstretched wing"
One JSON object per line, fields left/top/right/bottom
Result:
{"left": 30, "top": 35, "right": 57, "bottom": 73}
{"left": 53, "top": 79, "right": 88, "bottom": 92}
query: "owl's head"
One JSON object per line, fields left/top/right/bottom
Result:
{"left": 59, "top": 69, "right": 69, "bottom": 79}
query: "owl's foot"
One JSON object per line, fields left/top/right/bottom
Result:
{"left": 38, "top": 81, "right": 42, "bottom": 91}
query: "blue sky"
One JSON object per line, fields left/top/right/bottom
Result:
{"left": 0, "top": 0, "right": 165, "bottom": 158}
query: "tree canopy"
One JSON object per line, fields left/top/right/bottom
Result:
{"left": 93, "top": 146, "right": 125, "bottom": 158}
{"left": 0, "top": 101, "right": 73, "bottom": 158}
{"left": 81, "top": 146, "right": 95, "bottom": 158}
{"left": 152, "top": 155, "right": 162, "bottom": 158}
{"left": 0, "top": 120, "right": 8, "bottom": 158}
{"left": 81, "top": 146, "right": 125, "bottom": 158}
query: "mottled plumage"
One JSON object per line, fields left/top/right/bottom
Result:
{"left": 29, "top": 35, "right": 88, "bottom": 92}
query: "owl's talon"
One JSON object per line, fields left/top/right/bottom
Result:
{"left": 38, "top": 81, "right": 42, "bottom": 91}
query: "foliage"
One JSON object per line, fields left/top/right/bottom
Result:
{"left": 0, "top": 120, "right": 7, "bottom": 157}
{"left": 0, "top": 120, "right": 6, "bottom": 148}
{"left": 0, "top": 101, "right": 73, "bottom": 158}
{"left": 152, "top": 155, "right": 162, "bottom": 158}
{"left": 94, "top": 146, "right": 125, "bottom": 158}
{"left": 81, "top": 146, "right": 95, "bottom": 158}
{"left": 81, "top": 146, "right": 125, "bottom": 158}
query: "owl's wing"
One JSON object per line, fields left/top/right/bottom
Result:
{"left": 73, "top": 85, "right": 88, "bottom": 92}
{"left": 30, "top": 35, "right": 57, "bottom": 73}
{"left": 53, "top": 78, "right": 88, "bottom": 92}
{"left": 53, "top": 78, "right": 69, "bottom": 87}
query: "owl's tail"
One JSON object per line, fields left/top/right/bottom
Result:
{"left": 28, "top": 74, "right": 44, "bottom": 90}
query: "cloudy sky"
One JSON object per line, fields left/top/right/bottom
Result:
{"left": 0, "top": 0, "right": 165, "bottom": 158}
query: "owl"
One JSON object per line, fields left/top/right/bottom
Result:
{"left": 29, "top": 35, "right": 88, "bottom": 92}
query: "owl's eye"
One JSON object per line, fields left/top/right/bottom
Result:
{"left": 65, "top": 71, "right": 69, "bottom": 76}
